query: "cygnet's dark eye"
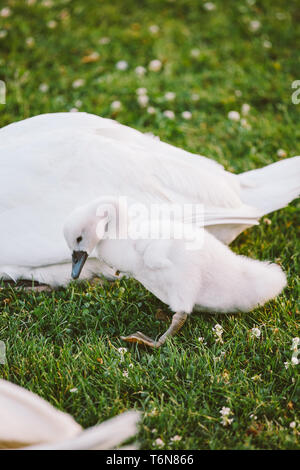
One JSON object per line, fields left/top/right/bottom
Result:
{"left": 76, "top": 236, "right": 82, "bottom": 244}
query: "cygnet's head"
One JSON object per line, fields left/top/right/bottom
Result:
{"left": 64, "top": 201, "right": 111, "bottom": 280}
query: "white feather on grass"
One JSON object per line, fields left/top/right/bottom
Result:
{"left": 0, "top": 379, "right": 140, "bottom": 450}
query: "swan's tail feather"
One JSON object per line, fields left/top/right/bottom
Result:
{"left": 238, "top": 156, "right": 300, "bottom": 215}
{"left": 234, "top": 257, "right": 287, "bottom": 312}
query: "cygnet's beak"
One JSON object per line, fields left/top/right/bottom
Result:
{"left": 72, "top": 250, "right": 88, "bottom": 279}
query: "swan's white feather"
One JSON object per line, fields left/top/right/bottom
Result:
{"left": 0, "top": 379, "right": 140, "bottom": 450}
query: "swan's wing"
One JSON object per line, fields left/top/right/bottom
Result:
{"left": 25, "top": 411, "right": 141, "bottom": 450}
{"left": 0, "top": 379, "right": 81, "bottom": 449}
{"left": 1, "top": 112, "right": 242, "bottom": 211}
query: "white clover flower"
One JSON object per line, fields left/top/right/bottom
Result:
{"left": 136, "top": 87, "right": 147, "bottom": 96}
{"left": 263, "top": 217, "right": 272, "bottom": 225}
{"left": 75, "top": 99, "right": 82, "bottom": 108}
{"left": 165, "top": 91, "right": 176, "bottom": 101}
{"left": 26, "top": 37, "right": 35, "bottom": 47}
{"left": 249, "top": 20, "right": 261, "bottom": 32}
{"left": 147, "top": 106, "right": 156, "bottom": 114}
{"left": 212, "top": 324, "right": 224, "bottom": 343}
{"left": 220, "top": 407, "right": 234, "bottom": 426}
{"left": 286, "top": 335, "right": 299, "bottom": 367}
{"left": 0, "top": 30, "right": 7, "bottom": 39}
{"left": 69, "top": 108, "right": 79, "bottom": 112}
{"left": 83, "top": 51, "right": 100, "bottom": 62}
{"left": 163, "top": 110, "right": 175, "bottom": 119}
{"left": 70, "top": 387, "right": 78, "bottom": 393}
{"left": 149, "top": 59, "right": 162, "bottom": 72}
{"left": 149, "top": 24, "right": 160, "bottom": 34}
{"left": 154, "top": 438, "right": 164, "bottom": 448}
{"left": 291, "top": 356, "right": 299, "bottom": 366}
{"left": 190, "top": 48, "right": 200, "bottom": 58}
{"left": 263, "top": 40, "right": 272, "bottom": 49}
{"left": 137, "top": 94, "right": 149, "bottom": 107}
{"left": 235, "top": 89, "right": 242, "bottom": 97}
{"left": 291, "top": 338, "right": 300, "bottom": 351}
{"left": 170, "top": 435, "right": 182, "bottom": 442}
{"left": 148, "top": 407, "right": 158, "bottom": 417}
{"left": 122, "top": 370, "right": 129, "bottom": 377}
{"left": 0, "top": 7, "right": 11, "bottom": 18}
{"left": 135, "top": 65, "right": 146, "bottom": 76}
{"left": 191, "top": 93, "right": 200, "bottom": 101}
{"left": 72, "top": 78, "right": 85, "bottom": 88}
{"left": 99, "top": 37, "right": 110, "bottom": 45}
{"left": 290, "top": 421, "right": 296, "bottom": 429}
{"left": 42, "top": 0, "right": 54, "bottom": 6}
{"left": 250, "top": 327, "right": 261, "bottom": 338}
{"left": 228, "top": 110, "right": 240, "bottom": 121}
{"left": 117, "top": 347, "right": 128, "bottom": 354}
{"left": 39, "top": 83, "right": 49, "bottom": 93}
{"left": 250, "top": 414, "right": 257, "bottom": 420}
{"left": 241, "top": 103, "right": 250, "bottom": 115}
{"left": 251, "top": 374, "right": 262, "bottom": 382}
{"left": 213, "top": 323, "right": 223, "bottom": 334}
{"left": 182, "top": 111, "right": 192, "bottom": 120}
{"left": 220, "top": 407, "right": 231, "bottom": 416}
{"left": 116, "top": 60, "right": 128, "bottom": 71}
{"left": 241, "top": 118, "right": 251, "bottom": 130}
{"left": 277, "top": 149, "right": 287, "bottom": 158}
{"left": 203, "top": 2, "right": 216, "bottom": 11}
{"left": 47, "top": 20, "right": 57, "bottom": 29}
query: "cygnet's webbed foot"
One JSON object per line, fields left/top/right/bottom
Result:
{"left": 120, "top": 331, "right": 160, "bottom": 348}
{"left": 120, "top": 311, "right": 188, "bottom": 349}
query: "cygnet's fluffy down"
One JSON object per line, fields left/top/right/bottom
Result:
{"left": 63, "top": 198, "right": 287, "bottom": 347}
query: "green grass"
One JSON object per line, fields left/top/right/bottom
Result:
{"left": 0, "top": 0, "right": 299, "bottom": 450}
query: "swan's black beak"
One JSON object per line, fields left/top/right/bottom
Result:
{"left": 72, "top": 250, "right": 88, "bottom": 279}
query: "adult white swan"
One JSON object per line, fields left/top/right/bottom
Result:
{"left": 0, "top": 112, "right": 299, "bottom": 286}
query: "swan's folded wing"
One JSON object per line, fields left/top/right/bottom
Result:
{"left": 184, "top": 204, "right": 262, "bottom": 227}
{"left": 147, "top": 156, "right": 241, "bottom": 209}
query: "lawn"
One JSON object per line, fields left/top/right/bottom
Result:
{"left": 0, "top": 0, "right": 299, "bottom": 450}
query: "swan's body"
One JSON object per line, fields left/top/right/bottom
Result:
{"left": 0, "top": 379, "right": 140, "bottom": 449}
{"left": 1, "top": 112, "right": 299, "bottom": 286}
{"left": 63, "top": 197, "right": 287, "bottom": 347}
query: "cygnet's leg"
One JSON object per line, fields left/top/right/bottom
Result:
{"left": 120, "top": 311, "right": 188, "bottom": 348}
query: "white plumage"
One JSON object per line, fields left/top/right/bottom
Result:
{"left": 1, "top": 112, "right": 299, "bottom": 286}
{"left": 0, "top": 379, "right": 140, "bottom": 450}
{"left": 63, "top": 197, "right": 287, "bottom": 347}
